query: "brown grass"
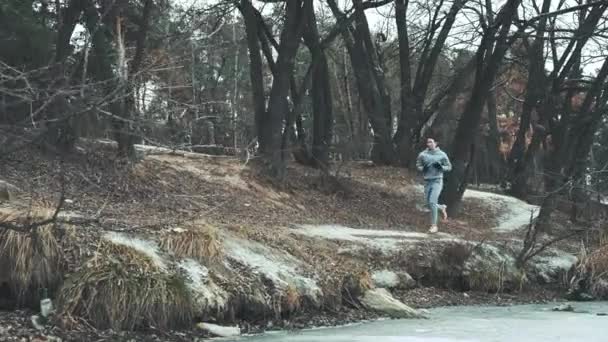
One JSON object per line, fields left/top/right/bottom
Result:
{"left": 57, "top": 240, "right": 194, "bottom": 330}
{"left": 587, "top": 244, "right": 608, "bottom": 298}
{"left": 0, "top": 204, "right": 63, "bottom": 306}
{"left": 467, "top": 261, "right": 513, "bottom": 293}
{"left": 282, "top": 284, "right": 301, "bottom": 314}
{"left": 159, "top": 223, "right": 222, "bottom": 262}
{"left": 358, "top": 270, "right": 374, "bottom": 292}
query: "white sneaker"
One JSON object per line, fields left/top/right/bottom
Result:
{"left": 428, "top": 225, "right": 438, "bottom": 233}
{"left": 440, "top": 206, "right": 448, "bottom": 221}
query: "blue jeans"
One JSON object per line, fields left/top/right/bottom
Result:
{"left": 424, "top": 178, "right": 446, "bottom": 226}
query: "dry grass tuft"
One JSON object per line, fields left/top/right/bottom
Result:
{"left": 467, "top": 262, "right": 508, "bottom": 293}
{"left": 0, "top": 204, "right": 63, "bottom": 306}
{"left": 0, "top": 203, "right": 55, "bottom": 226}
{"left": 340, "top": 269, "right": 374, "bottom": 307}
{"left": 587, "top": 244, "right": 608, "bottom": 298}
{"left": 570, "top": 243, "right": 608, "bottom": 299}
{"left": 57, "top": 240, "right": 195, "bottom": 330}
{"left": 358, "top": 270, "right": 374, "bottom": 292}
{"left": 587, "top": 244, "right": 608, "bottom": 275}
{"left": 282, "top": 284, "right": 301, "bottom": 314}
{"left": 159, "top": 224, "right": 222, "bottom": 262}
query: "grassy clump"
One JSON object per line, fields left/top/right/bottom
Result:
{"left": 586, "top": 244, "right": 608, "bottom": 299}
{"left": 159, "top": 224, "right": 222, "bottom": 262}
{"left": 467, "top": 261, "right": 509, "bottom": 293}
{"left": 57, "top": 240, "right": 195, "bottom": 330}
{"left": 341, "top": 270, "right": 374, "bottom": 307}
{"left": 278, "top": 284, "right": 301, "bottom": 318}
{"left": 0, "top": 205, "right": 63, "bottom": 306}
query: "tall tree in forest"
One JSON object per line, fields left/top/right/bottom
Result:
{"left": 78, "top": 0, "right": 155, "bottom": 159}
{"left": 535, "top": 56, "right": 608, "bottom": 230}
{"left": 116, "top": 0, "right": 155, "bottom": 158}
{"left": 327, "top": 0, "right": 395, "bottom": 164}
{"left": 43, "top": 0, "right": 88, "bottom": 151}
{"left": 509, "top": 1, "right": 608, "bottom": 200}
{"left": 303, "top": 0, "right": 333, "bottom": 168}
{"left": 240, "top": 0, "right": 306, "bottom": 178}
{"left": 393, "top": 0, "right": 467, "bottom": 166}
{"left": 507, "top": 0, "right": 552, "bottom": 198}
{"left": 240, "top": 0, "right": 267, "bottom": 155}
{"left": 441, "top": 0, "right": 523, "bottom": 215}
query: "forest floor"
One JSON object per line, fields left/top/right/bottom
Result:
{"left": 0, "top": 140, "right": 590, "bottom": 341}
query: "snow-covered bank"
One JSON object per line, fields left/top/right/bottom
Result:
{"left": 463, "top": 189, "right": 539, "bottom": 232}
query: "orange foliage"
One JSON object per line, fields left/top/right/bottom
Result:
{"left": 496, "top": 115, "right": 534, "bottom": 161}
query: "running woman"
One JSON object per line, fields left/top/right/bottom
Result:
{"left": 416, "top": 137, "right": 452, "bottom": 233}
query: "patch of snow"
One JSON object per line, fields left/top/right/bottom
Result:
{"left": 371, "top": 270, "right": 401, "bottom": 289}
{"left": 464, "top": 243, "right": 517, "bottom": 277}
{"left": 535, "top": 254, "right": 578, "bottom": 271}
{"left": 530, "top": 252, "right": 578, "bottom": 283}
{"left": 463, "top": 189, "right": 539, "bottom": 232}
{"left": 103, "top": 232, "right": 167, "bottom": 270}
{"left": 178, "top": 259, "right": 229, "bottom": 313}
{"left": 222, "top": 234, "right": 322, "bottom": 302}
{"left": 360, "top": 288, "right": 426, "bottom": 319}
{"left": 196, "top": 322, "right": 240, "bottom": 337}
{"left": 295, "top": 225, "right": 461, "bottom": 253}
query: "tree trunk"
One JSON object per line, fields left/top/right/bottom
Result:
{"left": 508, "top": 0, "right": 552, "bottom": 198}
{"left": 393, "top": 0, "right": 416, "bottom": 165}
{"left": 485, "top": 86, "right": 503, "bottom": 183}
{"left": 303, "top": 0, "right": 333, "bottom": 168}
{"left": 43, "top": 0, "right": 87, "bottom": 152}
{"left": 441, "top": 0, "right": 523, "bottom": 215}
{"left": 115, "top": 0, "right": 153, "bottom": 159}
{"left": 83, "top": 0, "right": 122, "bottom": 149}
{"left": 262, "top": 0, "right": 305, "bottom": 178}
{"left": 532, "top": 4, "right": 608, "bottom": 230}
{"left": 55, "top": 0, "right": 85, "bottom": 63}
{"left": 113, "top": 14, "right": 137, "bottom": 158}
{"left": 393, "top": 0, "right": 466, "bottom": 166}
{"left": 327, "top": 0, "right": 394, "bottom": 164}
{"left": 240, "top": 0, "right": 267, "bottom": 151}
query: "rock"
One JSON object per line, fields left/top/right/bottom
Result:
{"left": 30, "top": 315, "right": 45, "bottom": 331}
{"left": 371, "top": 270, "right": 400, "bottom": 289}
{"left": 418, "top": 308, "right": 431, "bottom": 316}
{"left": 372, "top": 270, "right": 416, "bottom": 290}
{"left": 31, "top": 337, "right": 62, "bottom": 342}
{"left": 577, "top": 292, "right": 596, "bottom": 301}
{"left": 530, "top": 253, "right": 577, "bottom": 284}
{"left": 398, "top": 272, "right": 417, "bottom": 289}
{"left": 360, "top": 288, "right": 426, "bottom": 319}
{"left": 552, "top": 304, "right": 575, "bottom": 312}
{"left": 178, "top": 259, "right": 229, "bottom": 316}
{"left": 196, "top": 322, "right": 240, "bottom": 337}
{"left": 0, "top": 180, "right": 20, "bottom": 202}
{"left": 597, "top": 313, "right": 607, "bottom": 316}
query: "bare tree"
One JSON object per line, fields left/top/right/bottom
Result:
{"left": 393, "top": 0, "right": 468, "bottom": 166}
{"left": 441, "top": 0, "right": 524, "bottom": 215}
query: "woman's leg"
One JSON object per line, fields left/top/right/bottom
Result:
{"left": 428, "top": 180, "right": 442, "bottom": 226}
{"left": 435, "top": 180, "right": 448, "bottom": 220}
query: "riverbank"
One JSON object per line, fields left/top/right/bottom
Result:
{"left": 0, "top": 140, "right": 597, "bottom": 341}
{"left": 0, "top": 289, "right": 563, "bottom": 341}
{"left": 227, "top": 301, "right": 608, "bottom": 342}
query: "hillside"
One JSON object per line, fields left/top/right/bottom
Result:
{"left": 0, "top": 141, "right": 593, "bottom": 341}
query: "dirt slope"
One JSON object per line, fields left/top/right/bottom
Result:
{"left": 0, "top": 141, "right": 582, "bottom": 341}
